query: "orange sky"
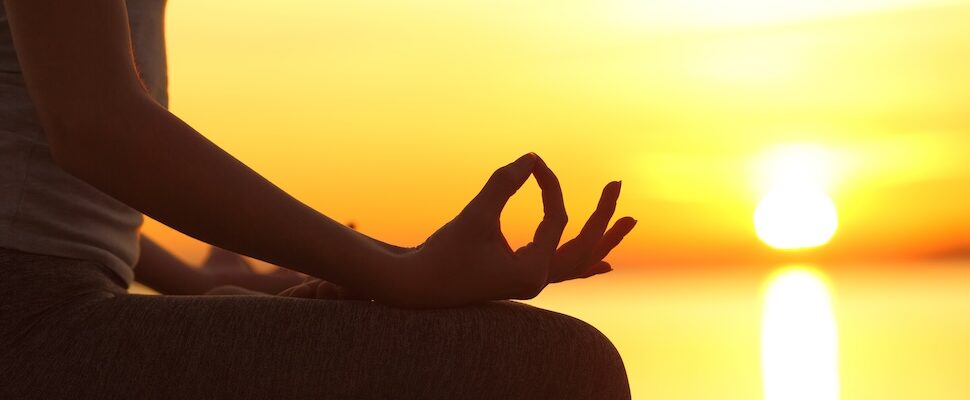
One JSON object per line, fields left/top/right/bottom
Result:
{"left": 145, "top": 0, "right": 970, "bottom": 267}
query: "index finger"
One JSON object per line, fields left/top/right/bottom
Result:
{"left": 466, "top": 153, "right": 538, "bottom": 218}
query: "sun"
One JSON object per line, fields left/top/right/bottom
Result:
{"left": 755, "top": 187, "right": 838, "bottom": 249}
{"left": 754, "top": 144, "right": 839, "bottom": 250}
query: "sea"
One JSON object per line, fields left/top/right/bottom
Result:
{"left": 526, "top": 261, "right": 970, "bottom": 399}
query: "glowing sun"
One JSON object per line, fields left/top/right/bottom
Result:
{"left": 755, "top": 188, "right": 838, "bottom": 249}
{"left": 754, "top": 144, "right": 839, "bottom": 250}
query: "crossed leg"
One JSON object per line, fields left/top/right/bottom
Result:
{"left": 2, "top": 264, "right": 630, "bottom": 400}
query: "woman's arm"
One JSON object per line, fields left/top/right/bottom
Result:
{"left": 5, "top": 0, "right": 400, "bottom": 299}
{"left": 135, "top": 237, "right": 303, "bottom": 295}
{"left": 134, "top": 236, "right": 214, "bottom": 295}
{"left": 6, "top": 0, "right": 634, "bottom": 307}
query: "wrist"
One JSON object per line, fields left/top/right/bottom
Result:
{"left": 366, "top": 247, "right": 426, "bottom": 306}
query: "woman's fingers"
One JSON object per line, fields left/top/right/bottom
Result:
{"left": 312, "top": 280, "right": 344, "bottom": 299}
{"left": 278, "top": 282, "right": 314, "bottom": 298}
{"left": 280, "top": 279, "right": 368, "bottom": 300}
{"left": 528, "top": 156, "right": 568, "bottom": 259}
{"left": 590, "top": 216, "right": 637, "bottom": 262}
{"left": 544, "top": 181, "right": 621, "bottom": 282}
{"left": 467, "top": 153, "right": 538, "bottom": 218}
{"left": 572, "top": 180, "right": 622, "bottom": 255}
{"left": 576, "top": 261, "right": 612, "bottom": 279}
{"left": 465, "top": 153, "right": 568, "bottom": 261}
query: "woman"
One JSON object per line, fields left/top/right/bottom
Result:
{"left": 0, "top": 0, "right": 637, "bottom": 398}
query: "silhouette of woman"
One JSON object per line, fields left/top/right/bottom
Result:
{"left": 0, "top": 0, "right": 636, "bottom": 398}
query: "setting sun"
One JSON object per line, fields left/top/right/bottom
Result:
{"left": 123, "top": 1, "right": 970, "bottom": 398}
{"left": 755, "top": 188, "right": 838, "bottom": 249}
{"left": 753, "top": 144, "right": 839, "bottom": 250}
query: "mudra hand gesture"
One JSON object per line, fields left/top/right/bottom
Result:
{"left": 280, "top": 153, "right": 635, "bottom": 307}
{"left": 387, "top": 153, "right": 636, "bottom": 307}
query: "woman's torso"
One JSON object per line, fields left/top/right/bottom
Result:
{"left": 0, "top": 0, "right": 169, "bottom": 285}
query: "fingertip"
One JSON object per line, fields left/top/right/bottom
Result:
{"left": 595, "top": 261, "right": 613, "bottom": 273}
{"left": 475, "top": 154, "right": 540, "bottom": 212}
{"left": 513, "top": 152, "right": 539, "bottom": 171}
{"left": 534, "top": 154, "right": 547, "bottom": 170}
{"left": 534, "top": 156, "right": 562, "bottom": 184}
{"left": 576, "top": 261, "right": 613, "bottom": 279}
{"left": 602, "top": 180, "right": 620, "bottom": 194}
{"left": 534, "top": 154, "right": 556, "bottom": 175}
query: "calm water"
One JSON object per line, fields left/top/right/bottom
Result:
{"left": 527, "top": 261, "right": 970, "bottom": 400}
{"left": 129, "top": 260, "right": 970, "bottom": 398}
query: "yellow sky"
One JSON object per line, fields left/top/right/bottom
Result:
{"left": 146, "top": 0, "right": 970, "bottom": 266}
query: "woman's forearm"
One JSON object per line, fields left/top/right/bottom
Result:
{"left": 6, "top": 0, "right": 402, "bottom": 298}
{"left": 6, "top": 0, "right": 636, "bottom": 308}
{"left": 4, "top": 0, "right": 402, "bottom": 296}
{"left": 53, "top": 94, "right": 400, "bottom": 297}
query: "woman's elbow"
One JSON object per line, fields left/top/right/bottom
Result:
{"left": 44, "top": 124, "right": 106, "bottom": 181}
{"left": 42, "top": 115, "right": 145, "bottom": 195}
{"left": 41, "top": 99, "right": 152, "bottom": 182}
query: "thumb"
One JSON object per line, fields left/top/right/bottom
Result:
{"left": 466, "top": 153, "right": 538, "bottom": 218}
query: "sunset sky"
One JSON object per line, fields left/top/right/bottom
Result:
{"left": 145, "top": 0, "right": 970, "bottom": 267}
{"left": 130, "top": 3, "right": 970, "bottom": 398}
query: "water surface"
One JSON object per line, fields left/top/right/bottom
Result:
{"left": 527, "top": 261, "right": 970, "bottom": 399}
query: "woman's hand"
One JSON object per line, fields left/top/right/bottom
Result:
{"left": 200, "top": 247, "right": 305, "bottom": 294}
{"left": 277, "top": 277, "right": 367, "bottom": 300}
{"left": 386, "top": 153, "right": 635, "bottom": 308}
{"left": 548, "top": 182, "right": 637, "bottom": 283}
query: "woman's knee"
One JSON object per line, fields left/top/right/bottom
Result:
{"left": 492, "top": 302, "right": 631, "bottom": 399}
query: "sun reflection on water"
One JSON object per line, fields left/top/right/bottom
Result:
{"left": 762, "top": 267, "right": 839, "bottom": 400}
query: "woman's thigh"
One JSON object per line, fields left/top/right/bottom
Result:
{"left": 5, "top": 293, "right": 629, "bottom": 400}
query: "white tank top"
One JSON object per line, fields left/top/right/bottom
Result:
{"left": 0, "top": 0, "right": 169, "bottom": 285}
